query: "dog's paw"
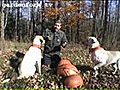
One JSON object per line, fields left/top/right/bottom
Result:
{"left": 17, "top": 76, "right": 23, "bottom": 79}
{"left": 112, "top": 71, "right": 117, "bottom": 75}
{"left": 93, "top": 66, "right": 99, "bottom": 77}
{"left": 94, "top": 66, "right": 98, "bottom": 70}
{"left": 2, "top": 78, "right": 10, "bottom": 84}
{"left": 94, "top": 71, "right": 98, "bottom": 77}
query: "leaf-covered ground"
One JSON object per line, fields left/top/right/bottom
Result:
{"left": 0, "top": 43, "right": 120, "bottom": 89}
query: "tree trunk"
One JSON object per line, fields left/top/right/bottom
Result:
{"left": 41, "top": 0, "right": 45, "bottom": 35}
{"left": 30, "top": 0, "right": 35, "bottom": 40}
{"left": 91, "top": 1, "right": 97, "bottom": 36}
{"left": 15, "top": 0, "right": 20, "bottom": 41}
{"left": 1, "top": 0, "right": 5, "bottom": 41}
{"left": 101, "top": 0, "right": 108, "bottom": 46}
{"left": 0, "top": 0, "right": 8, "bottom": 50}
{"left": 106, "top": 0, "right": 112, "bottom": 49}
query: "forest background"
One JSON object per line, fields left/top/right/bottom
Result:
{"left": 0, "top": 0, "right": 120, "bottom": 89}
{"left": 0, "top": 0, "right": 120, "bottom": 50}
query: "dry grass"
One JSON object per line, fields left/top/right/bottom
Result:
{"left": 0, "top": 41, "right": 91, "bottom": 89}
{"left": 0, "top": 40, "right": 30, "bottom": 51}
{"left": 0, "top": 41, "right": 119, "bottom": 89}
{"left": 0, "top": 40, "right": 31, "bottom": 69}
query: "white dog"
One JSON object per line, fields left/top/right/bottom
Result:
{"left": 18, "top": 35, "right": 45, "bottom": 78}
{"left": 87, "top": 36, "right": 120, "bottom": 76}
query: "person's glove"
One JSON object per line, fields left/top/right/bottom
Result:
{"left": 47, "top": 36, "right": 52, "bottom": 41}
{"left": 44, "top": 36, "right": 51, "bottom": 41}
{"left": 62, "top": 42, "right": 67, "bottom": 48}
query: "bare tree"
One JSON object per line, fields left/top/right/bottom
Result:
{"left": 14, "top": 0, "right": 20, "bottom": 41}
{"left": 0, "top": 0, "right": 8, "bottom": 43}
{"left": 101, "top": 0, "right": 108, "bottom": 46}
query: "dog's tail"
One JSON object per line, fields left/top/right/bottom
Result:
{"left": 117, "top": 58, "right": 120, "bottom": 70}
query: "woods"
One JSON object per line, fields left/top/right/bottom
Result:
{"left": 0, "top": 0, "right": 120, "bottom": 48}
{"left": 0, "top": 0, "right": 120, "bottom": 89}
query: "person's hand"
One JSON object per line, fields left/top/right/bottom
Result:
{"left": 47, "top": 36, "right": 52, "bottom": 41}
{"left": 62, "top": 42, "right": 67, "bottom": 48}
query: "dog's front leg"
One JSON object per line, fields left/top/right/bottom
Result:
{"left": 94, "top": 62, "right": 106, "bottom": 76}
{"left": 36, "top": 60, "right": 41, "bottom": 75}
{"left": 113, "top": 64, "right": 117, "bottom": 74}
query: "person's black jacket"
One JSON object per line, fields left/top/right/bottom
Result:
{"left": 43, "top": 28, "right": 68, "bottom": 55}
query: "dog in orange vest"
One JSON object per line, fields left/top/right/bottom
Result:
{"left": 87, "top": 36, "right": 120, "bottom": 76}
{"left": 18, "top": 35, "right": 45, "bottom": 78}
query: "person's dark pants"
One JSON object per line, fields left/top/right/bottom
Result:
{"left": 50, "top": 54, "right": 61, "bottom": 68}
{"left": 43, "top": 53, "right": 61, "bottom": 68}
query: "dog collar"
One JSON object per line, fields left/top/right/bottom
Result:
{"left": 32, "top": 44, "right": 43, "bottom": 49}
{"left": 89, "top": 46, "right": 102, "bottom": 52}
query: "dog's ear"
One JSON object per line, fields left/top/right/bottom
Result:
{"left": 91, "top": 38, "right": 96, "bottom": 43}
{"left": 35, "top": 35, "right": 45, "bottom": 44}
{"left": 39, "top": 37, "right": 45, "bottom": 45}
{"left": 40, "top": 39, "right": 43, "bottom": 44}
{"left": 88, "top": 37, "right": 98, "bottom": 43}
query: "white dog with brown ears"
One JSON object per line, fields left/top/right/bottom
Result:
{"left": 87, "top": 36, "right": 120, "bottom": 76}
{"left": 18, "top": 35, "right": 45, "bottom": 78}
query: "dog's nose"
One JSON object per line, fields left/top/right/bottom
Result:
{"left": 82, "top": 41, "right": 89, "bottom": 49}
{"left": 82, "top": 40, "right": 89, "bottom": 46}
